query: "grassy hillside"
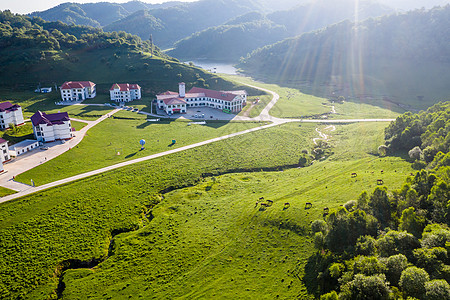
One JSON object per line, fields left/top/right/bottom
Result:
{"left": 239, "top": 6, "right": 450, "bottom": 109}
{"left": 0, "top": 120, "right": 413, "bottom": 299}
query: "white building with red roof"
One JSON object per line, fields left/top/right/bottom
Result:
{"left": 31, "top": 111, "right": 72, "bottom": 142}
{"left": 156, "top": 83, "right": 247, "bottom": 115}
{"left": 60, "top": 81, "right": 96, "bottom": 101}
{"left": 110, "top": 83, "right": 142, "bottom": 102}
{"left": 0, "top": 102, "right": 24, "bottom": 130}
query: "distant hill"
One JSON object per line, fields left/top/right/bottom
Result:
{"left": 0, "top": 10, "right": 258, "bottom": 96}
{"left": 168, "top": 0, "right": 393, "bottom": 62}
{"left": 168, "top": 14, "right": 288, "bottom": 61}
{"left": 239, "top": 5, "right": 450, "bottom": 107}
{"left": 104, "top": 0, "right": 261, "bottom": 48}
{"left": 29, "top": 1, "right": 183, "bottom": 27}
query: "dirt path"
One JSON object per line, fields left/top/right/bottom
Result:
{"left": 313, "top": 125, "right": 336, "bottom": 145}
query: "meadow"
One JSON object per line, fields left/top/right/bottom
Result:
{"left": 15, "top": 111, "right": 265, "bottom": 186}
{"left": 0, "top": 121, "right": 413, "bottom": 299}
{"left": 225, "top": 75, "right": 404, "bottom": 119}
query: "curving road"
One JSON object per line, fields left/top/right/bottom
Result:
{"left": 0, "top": 83, "right": 395, "bottom": 203}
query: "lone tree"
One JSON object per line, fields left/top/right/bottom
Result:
{"left": 399, "top": 266, "right": 429, "bottom": 299}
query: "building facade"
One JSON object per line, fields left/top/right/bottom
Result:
{"left": 9, "top": 139, "right": 40, "bottom": 157}
{"left": 60, "top": 81, "right": 96, "bottom": 101}
{"left": 110, "top": 83, "right": 142, "bottom": 102}
{"left": 31, "top": 111, "right": 72, "bottom": 142}
{"left": 0, "top": 138, "right": 10, "bottom": 162}
{"left": 156, "top": 83, "right": 247, "bottom": 115}
{"left": 0, "top": 102, "right": 25, "bottom": 130}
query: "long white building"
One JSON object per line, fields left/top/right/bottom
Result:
{"left": 110, "top": 83, "right": 141, "bottom": 102}
{"left": 60, "top": 81, "right": 96, "bottom": 101}
{"left": 0, "top": 102, "right": 25, "bottom": 130}
{"left": 31, "top": 111, "right": 72, "bottom": 142}
{"left": 156, "top": 83, "right": 247, "bottom": 115}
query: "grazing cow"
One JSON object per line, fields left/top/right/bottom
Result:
{"left": 381, "top": 170, "right": 384, "bottom": 174}
{"left": 305, "top": 202, "right": 312, "bottom": 209}
{"left": 323, "top": 207, "right": 329, "bottom": 213}
{"left": 377, "top": 179, "right": 384, "bottom": 185}
{"left": 267, "top": 200, "right": 273, "bottom": 206}
{"left": 351, "top": 173, "right": 357, "bottom": 178}
{"left": 260, "top": 203, "right": 269, "bottom": 207}
{"left": 284, "top": 202, "right": 290, "bottom": 209}
{"left": 259, "top": 197, "right": 264, "bottom": 200}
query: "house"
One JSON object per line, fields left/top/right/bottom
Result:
{"left": 0, "top": 102, "right": 25, "bottom": 130}
{"left": 60, "top": 81, "right": 96, "bottom": 101}
{"left": 0, "top": 138, "right": 11, "bottom": 162}
{"left": 156, "top": 83, "right": 247, "bottom": 115}
{"left": 9, "top": 139, "right": 40, "bottom": 157}
{"left": 110, "top": 83, "right": 142, "bottom": 102}
{"left": 31, "top": 111, "right": 72, "bottom": 142}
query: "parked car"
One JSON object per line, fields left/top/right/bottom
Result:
{"left": 40, "top": 146, "right": 49, "bottom": 150}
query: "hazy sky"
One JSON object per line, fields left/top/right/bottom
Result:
{"left": 0, "top": 0, "right": 449, "bottom": 14}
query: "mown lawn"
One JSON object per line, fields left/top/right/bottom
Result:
{"left": 15, "top": 112, "right": 264, "bottom": 186}
{"left": 0, "top": 121, "right": 412, "bottom": 299}
{"left": 0, "top": 186, "right": 16, "bottom": 197}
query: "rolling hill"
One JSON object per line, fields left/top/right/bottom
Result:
{"left": 239, "top": 5, "right": 450, "bottom": 108}
{"left": 0, "top": 10, "right": 260, "bottom": 96}
{"left": 29, "top": 1, "right": 182, "bottom": 27}
{"left": 168, "top": 0, "right": 393, "bottom": 62}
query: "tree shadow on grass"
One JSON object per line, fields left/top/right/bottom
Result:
{"left": 125, "top": 152, "right": 138, "bottom": 159}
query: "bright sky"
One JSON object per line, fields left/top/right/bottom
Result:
{"left": 0, "top": 0, "right": 197, "bottom": 14}
{"left": 0, "top": 0, "right": 449, "bottom": 14}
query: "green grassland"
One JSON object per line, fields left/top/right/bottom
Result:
{"left": 238, "top": 94, "right": 273, "bottom": 118}
{"left": 0, "top": 121, "right": 413, "bottom": 299}
{"left": 15, "top": 112, "right": 263, "bottom": 186}
{"left": 224, "top": 75, "right": 402, "bottom": 119}
{"left": 0, "top": 186, "right": 16, "bottom": 197}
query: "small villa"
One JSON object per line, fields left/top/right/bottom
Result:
{"left": 0, "top": 102, "right": 25, "bottom": 130}
{"left": 31, "top": 111, "right": 72, "bottom": 143}
{"left": 156, "top": 83, "right": 247, "bottom": 115}
{"left": 110, "top": 83, "right": 142, "bottom": 102}
{"left": 60, "top": 81, "right": 96, "bottom": 101}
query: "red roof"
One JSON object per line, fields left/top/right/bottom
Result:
{"left": 110, "top": 83, "right": 141, "bottom": 91}
{"left": 0, "top": 101, "right": 20, "bottom": 112}
{"left": 0, "top": 138, "right": 7, "bottom": 145}
{"left": 163, "top": 98, "right": 186, "bottom": 105}
{"left": 31, "top": 111, "right": 70, "bottom": 126}
{"left": 61, "top": 81, "right": 95, "bottom": 89}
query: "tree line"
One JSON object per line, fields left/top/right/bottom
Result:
{"left": 307, "top": 101, "right": 450, "bottom": 299}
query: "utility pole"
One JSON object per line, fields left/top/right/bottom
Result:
{"left": 149, "top": 34, "right": 153, "bottom": 57}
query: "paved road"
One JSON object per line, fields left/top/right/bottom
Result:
{"left": 0, "top": 122, "right": 282, "bottom": 203}
{"left": 0, "top": 83, "right": 395, "bottom": 203}
{"left": 0, "top": 109, "right": 120, "bottom": 192}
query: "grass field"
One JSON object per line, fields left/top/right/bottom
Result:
{"left": 224, "top": 75, "right": 404, "bottom": 119}
{"left": 15, "top": 112, "right": 264, "bottom": 186}
{"left": 238, "top": 94, "right": 273, "bottom": 118}
{"left": 0, "top": 121, "right": 413, "bottom": 299}
{"left": 0, "top": 186, "right": 16, "bottom": 197}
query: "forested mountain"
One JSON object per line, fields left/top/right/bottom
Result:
{"left": 29, "top": 1, "right": 182, "bottom": 27}
{"left": 239, "top": 5, "right": 450, "bottom": 106}
{"left": 0, "top": 10, "right": 253, "bottom": 95}
{"left": 307, "top": 102, "right": 450, "bottom": 299}
{"left": 168, "top": 15, "right": 288, "bottom": 61}
{"left": 104, "top": 0, "right": 261, "bottom": 48}
{"left": 168, "top": 0, "right": 392, "bottom": 61}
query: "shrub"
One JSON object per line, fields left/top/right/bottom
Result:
{"left": 399, "top": 266, "right": 429, "bottom": 299}
{"left": 425, "top": 279, "right": 450, "bottom": 300}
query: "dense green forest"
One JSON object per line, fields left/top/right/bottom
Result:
{"left": 0, "top": 10, "right": 259, "bottom": 95}
{"left": 103, "top": 0, "right": 260, "bottom": 48}
{"left": 168, "top": 0, "right": 392, "bottom": 61}
{"left": 239, "top": 5, "right": 450, "bottom": 106}
{"left": 307, "top": 102, "right": 450, "bottom": 299}
{"left": 28, "top": 1, "right": 182, "bottom": 27}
